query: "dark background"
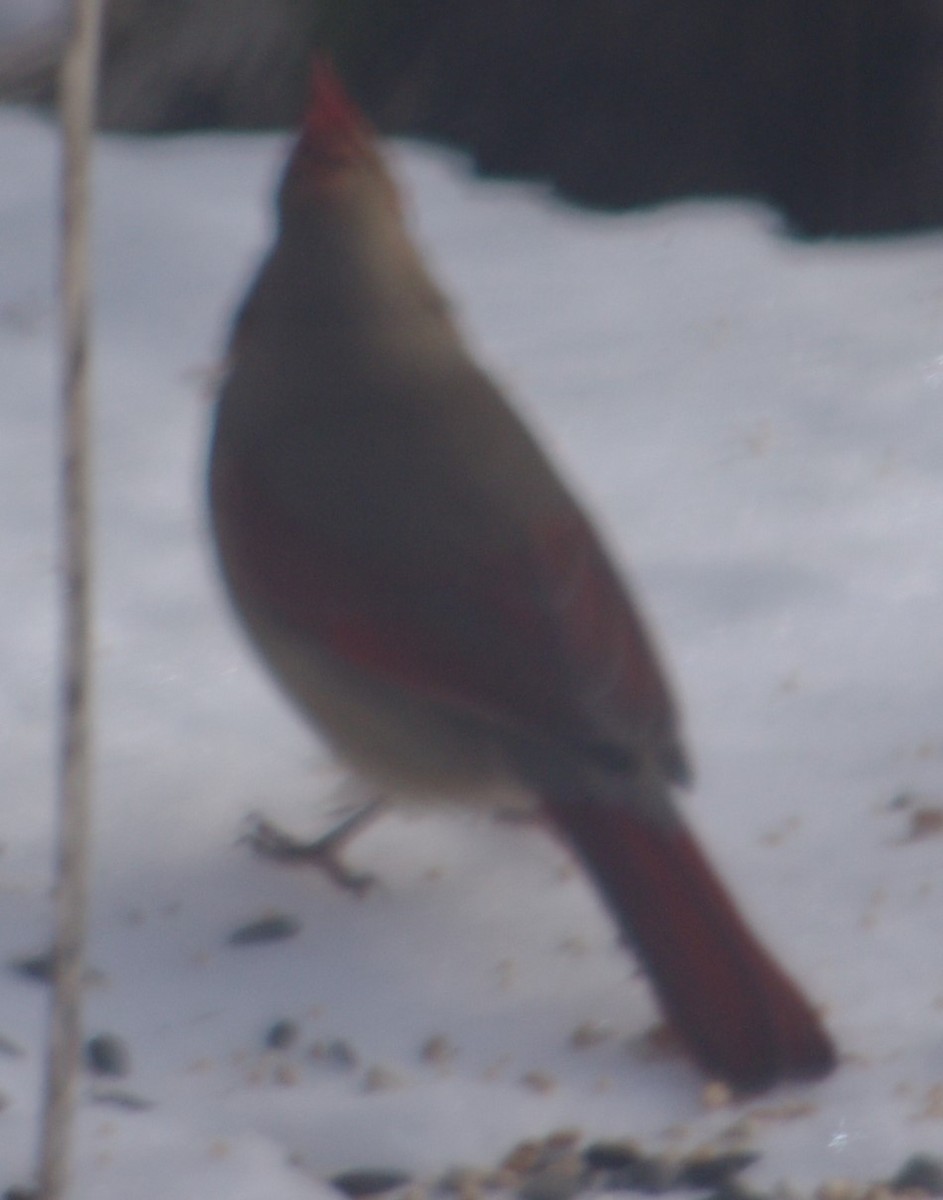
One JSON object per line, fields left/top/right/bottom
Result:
{"left": 4, "top": 0, "right": 943, "bottom": 235}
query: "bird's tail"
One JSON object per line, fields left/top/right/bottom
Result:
{"left": 543, "top": 793, "right": 835, "bottom": 1090}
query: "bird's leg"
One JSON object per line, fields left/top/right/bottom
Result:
{"left": 241, "top": 797, "right": 386, "bottom": 895}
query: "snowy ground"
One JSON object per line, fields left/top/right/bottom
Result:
{"left": 1, "top": 104, "right": 942, "bottom": 1199}
{"left": 0, "top": 0, "right": 59, "bottom": 42}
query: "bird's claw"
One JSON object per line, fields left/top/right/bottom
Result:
{"left": 240, "top": 814, "right": 376, "bottom": 896}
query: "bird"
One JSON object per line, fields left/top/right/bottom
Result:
{"left": 208, "top": 57, "right": 836, "bottom": 1092}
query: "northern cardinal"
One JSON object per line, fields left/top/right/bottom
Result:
{"left": 208, "top": 59, "right": 835, "bottom": 1091}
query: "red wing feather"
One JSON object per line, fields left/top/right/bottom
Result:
{"left": 211, "top": 452, "right": 675, "bottom": 749}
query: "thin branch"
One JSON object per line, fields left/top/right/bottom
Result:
{"left": 37, "top": 0, "right": 104, "bottom": 1196}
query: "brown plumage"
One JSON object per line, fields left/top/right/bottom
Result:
{"left": 209, "top": 59, "right": 836, "bottom": 1091}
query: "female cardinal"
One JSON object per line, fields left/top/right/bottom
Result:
{"left": 208, "top": 58, "right": 835, "bottom": 1091}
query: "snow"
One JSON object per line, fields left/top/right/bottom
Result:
{"left": 1, "top": 104, "right": 943, "bottom": 1198}
{"left": 0, "top": 0, "right": 61, "bottom": 43}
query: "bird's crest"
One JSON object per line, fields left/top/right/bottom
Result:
{"left": 297, "top": 55, "right": 372, "bottom": 169}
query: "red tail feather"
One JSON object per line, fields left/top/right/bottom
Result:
{"left": 544, "top": 796, "right": 835, "bottom": 1090}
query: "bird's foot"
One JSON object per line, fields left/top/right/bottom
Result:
{"left": 240, "top": 800, "right": 384, "bottom": 896}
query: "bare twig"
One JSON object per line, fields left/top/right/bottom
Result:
{"left": 36, "top": 0, "right": 104, "bottom": 1196}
